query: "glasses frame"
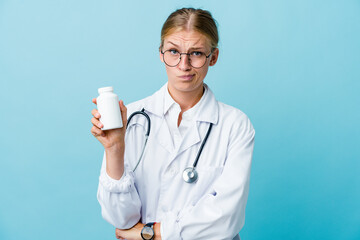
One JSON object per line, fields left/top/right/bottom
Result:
{"left": 160, "top": 49, "right": 214, "bottom": 69}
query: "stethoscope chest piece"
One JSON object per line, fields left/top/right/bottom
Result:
{"left": 183, "top": 167, "right": 198, "bottom": 183}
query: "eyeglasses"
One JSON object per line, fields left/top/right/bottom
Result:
{"left": 161, "top": 49, "right": 213, "bottom": 68}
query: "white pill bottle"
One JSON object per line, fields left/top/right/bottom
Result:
{"left": 97, "top": 86, "right": 123, "bottom": 130}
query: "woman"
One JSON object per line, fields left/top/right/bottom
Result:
{"left": 91, "top": 8, "right": 255, "bottom": 240}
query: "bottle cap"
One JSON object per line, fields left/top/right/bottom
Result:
{"left": 98, "top": 86, "right": 114, "bottom": 94}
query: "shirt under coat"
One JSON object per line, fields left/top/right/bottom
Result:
{"left": 97, "top": 83, "right": 255, "bottom": 240}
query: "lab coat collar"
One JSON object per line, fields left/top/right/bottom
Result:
{"left": 163, "top": 85, "right": 177, "bottom": 116}
{"left": 190, "top": 84, "right": 218, "bottom": 124}
{"left": 143, "top": 83, "right": 219, "bottom": 125}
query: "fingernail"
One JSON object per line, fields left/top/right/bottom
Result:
{"left": 98, "top": 123, "right": 103, "bottom": 128}
{"left": 96, "top": 113, "right": 100, "bottom": 118}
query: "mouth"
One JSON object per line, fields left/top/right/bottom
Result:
{"left": 178, "top": 74, "right": 195, "bottom": 81}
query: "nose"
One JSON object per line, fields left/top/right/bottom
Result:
{"left": 178, "top": 54, "right": 191, "bottom": 71}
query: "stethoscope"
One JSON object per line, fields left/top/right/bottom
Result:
{"left": 127, "top": 108, "right": 213, "bottom": 183}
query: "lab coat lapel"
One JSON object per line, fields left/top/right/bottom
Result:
{"left": 153, "top": 117, "right": 174, "bottom": 153}
{"left": 177, "top": 85, "right": 219, "bottom": 155}
{"left": 140, "top": 83, "right": 220, "bottom": 155}
{"left": 142, "top": 84, "right": 174, "bottom": 153}
{"left": 177, "top": 121, "right": 200, "bottom": 156}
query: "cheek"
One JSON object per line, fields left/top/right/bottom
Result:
{"left": 165, "top": 66, "right": 172, "bottom": 73}
{"left": 197, "top": 67, "right": 209, "bottom": 79}
{"left": 165, "top": 66, "right": 176, "bottom": 79}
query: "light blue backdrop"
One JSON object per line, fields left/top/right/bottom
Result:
{"left": 1, "top": 0, "right": 359, "bottom": 239}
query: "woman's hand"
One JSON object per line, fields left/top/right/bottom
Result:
{"left": 115, "top": 222, "right": 161, "bottom": 240}
{"left": 91, "top": 98, "right": 128, "bottom": 180}
{"left": 115, "top": 222, "right": 145, "bottom": 240}
{"left": 90, "top": 98, "right": 128, "bottom": 150}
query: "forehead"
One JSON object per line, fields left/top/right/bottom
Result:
{"left": 163, "top": 30, "right": 211, "bottom": 49}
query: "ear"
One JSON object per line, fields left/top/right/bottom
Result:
{"left": 159, "top": 50, "right": 164, "bottom": 63}
{"left": 209, "top": 48, "right": 219, "bottom": 66}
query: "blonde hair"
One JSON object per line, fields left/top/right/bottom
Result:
{"left": 159, "top": 8, "right": 219, "bottom": 51}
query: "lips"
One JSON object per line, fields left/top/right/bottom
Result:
{"left": 178, "top": 74, "right": 195, "bottom": 80}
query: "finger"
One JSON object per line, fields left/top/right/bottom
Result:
{"left": 115, "top": 229, "right": 123, "bottom": 239}
{"left": 91, "top": 125, "right": 105, "bottom": 137}
{"left": 91, "top": 117, "right": 103, "bottom": 129}
{"left": 91, "top": 109, "right": 101, "bottom": 119}
{"left": 92, "top": 98, "right": 97, "bottom": 105}
{"left": 119, "top": 100, "right": 128, "bottom": 127}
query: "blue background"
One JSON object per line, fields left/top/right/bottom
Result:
{"left": 1, "top": 0, "right": 359, "bottom": 239}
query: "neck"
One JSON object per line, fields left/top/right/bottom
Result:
{"left": 168, "top": 85, "right": 204, "bottom": 113}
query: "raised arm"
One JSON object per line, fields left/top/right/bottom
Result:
{"left": 91, "top": 98, "right": 142, "bottom": 229}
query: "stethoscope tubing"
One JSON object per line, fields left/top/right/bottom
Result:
{"left": 126, "top": 108, "right": 151, "bottom": 172}
{"left": 127, "top": 108, "right": 151, "bottom": 136}
{"left": 193, "top": 123, "right": 213, "bottom": 168}
{"left": 126, "top": 108, "right": 213, "bottom": 183}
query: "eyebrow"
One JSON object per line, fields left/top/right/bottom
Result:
{"left": 165, "top": 41, "right": 206, "bottom": 51}
{"left": 167, "top": 41, "right": 180, "bottom": 48}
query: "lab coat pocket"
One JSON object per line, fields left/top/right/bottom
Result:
{"left": 192, "top": 166, "right": 224, "bottom": 205}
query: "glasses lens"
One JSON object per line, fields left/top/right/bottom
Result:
{"left": 163, "top": 50, "right": 180, "bottom": 67}
{"left": 163, "top": 50, "right": 209, "bottom": 68}
{"left": 189, "top": 52, "right": 207, "bottom": 68}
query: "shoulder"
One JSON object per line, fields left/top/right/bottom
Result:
{"left": 125, "top": 84, "right": 166, "bottom": 118}
{"left": 203, "top": 84, "right": 254, "bottom": 134}
{"left": 216, "top": 101, "right": 255, "bottom": 136}
{"left": 125, "top": 95, "right": 152, "bottom": 117}
{"left": 218, "top": 102, "right": 254, "bottom": 127}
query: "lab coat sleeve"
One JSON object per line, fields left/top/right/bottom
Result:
{"left": 161, "top": 114, "right": 255, "bottom": 240}
{"left": 97, "top": 152, "right": 142, "bottom": 229}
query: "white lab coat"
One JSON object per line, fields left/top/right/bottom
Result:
{"left": 97, "top": 83, "right": 255, "bottom": 240}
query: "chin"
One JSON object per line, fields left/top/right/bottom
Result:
{"left": 174, "top": 81, "right": 203, "bottom": 93}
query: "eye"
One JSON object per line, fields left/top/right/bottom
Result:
{"left": 169, "top": 49, "right": 179, "bottom": 55}
{"left": 191, "top": 51, "right": 204, "bottom": 57}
